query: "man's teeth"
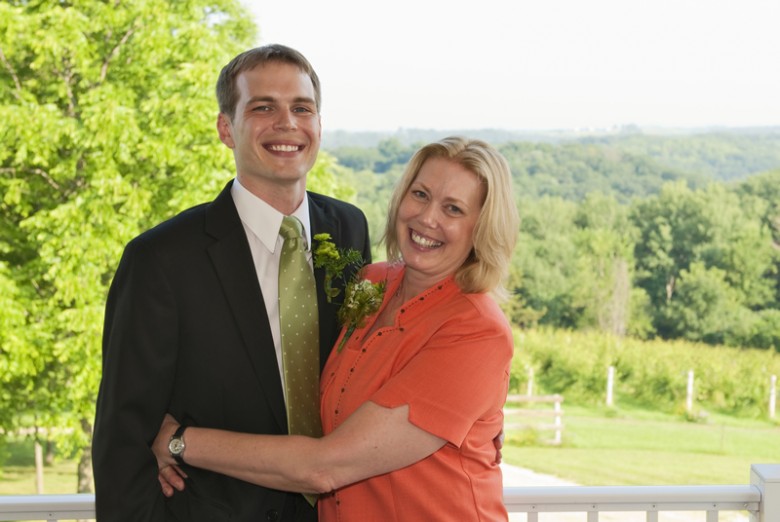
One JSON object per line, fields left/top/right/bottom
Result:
{"left": 411, "top": 231, "right": 442, "bottom": 248}
{"left": 269, "top": 144, "right": 299, "bottom": 152}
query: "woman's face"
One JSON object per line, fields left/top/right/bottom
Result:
{"left": 396, "top": 156, "right": 485, "bottom": 284}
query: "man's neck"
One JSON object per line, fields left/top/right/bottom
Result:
{"left": 236, "top": 175, "right": 307, "bottom": 215}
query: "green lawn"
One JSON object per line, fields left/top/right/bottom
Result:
{"left": 0, "top": 438, "right": 83, "bottom": 495}
{"left": 0, "top": 460, "right": 79, "bottom": 495}
{"left": 2, "top": 405, "right": 779, "bottom": 495}
{"left": 503, "top": 404, "right": 780, "bottom": 485}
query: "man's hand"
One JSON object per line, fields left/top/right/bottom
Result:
{"left": 493, "top": 428, "right": 504, "bottom": 464}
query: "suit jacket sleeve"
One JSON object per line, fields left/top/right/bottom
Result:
{"left": 92, "top": 235, "right": 179, "bottom": 521}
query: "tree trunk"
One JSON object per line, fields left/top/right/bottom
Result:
{"left": 45, "top": 439, "right": 55, "bottom": 466}
{"left": 77, "top": 417, "right": 94, "bottom": 494}
{"left": 34, "top": 440, "right": 44, "bottom": 494}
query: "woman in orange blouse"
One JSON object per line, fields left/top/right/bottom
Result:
{"left": 153, "top": 136, "right": 520, "bottom": 521}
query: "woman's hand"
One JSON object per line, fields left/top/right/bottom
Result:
{"left": 152, "top": 413, "right": 188, "bottom": 497}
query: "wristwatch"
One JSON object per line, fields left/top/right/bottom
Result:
{"left": 168, "top": 425, "right": 187, "bottom": 465}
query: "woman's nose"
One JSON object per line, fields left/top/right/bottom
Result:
{"left": 417, "top": 204, "right": 439, "bottom": 227}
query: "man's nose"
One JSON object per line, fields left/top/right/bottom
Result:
{"left": 273, "top": 109, "right": 297, "bottom": 131}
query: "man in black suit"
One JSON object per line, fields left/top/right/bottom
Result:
{"left": 92, "top": 44, "right": 370, "bottom": 522}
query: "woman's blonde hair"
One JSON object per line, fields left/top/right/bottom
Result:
{"left": 383, "top": 137, "right": 519, "bottom": 297}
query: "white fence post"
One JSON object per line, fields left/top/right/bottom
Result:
{"left": 527, "top": 367, "right": 534, "bottom": 397}
{"left": 686, "top": 369, "right": 694, "bottom": 413}
{"left": 553, "top": 398, "right": 562, "bottom": 445}
{"left": 606, "top": 366, "right": 615, "bottom": 407}
{"left": 770, "top": 375, "right": 776, "bottom": 419}
{"left": 751, "top": 464, "right": 780, "bottom": 521}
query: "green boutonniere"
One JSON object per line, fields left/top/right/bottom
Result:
{"left": 313, "top": 233, "right": 386, "bottom": 352}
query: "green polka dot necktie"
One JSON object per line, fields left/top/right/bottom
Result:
{"left": 278, "top": 216, "right": 321, "bottom": 505}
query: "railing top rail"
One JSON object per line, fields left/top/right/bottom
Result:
{"left": 0, "top": 494, "right": 96, "bottom": 521}
{"left": 504, "top": 485, "right": 761, "bottom": 512}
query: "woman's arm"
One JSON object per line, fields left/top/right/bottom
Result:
{"left": 153, "top": 401, "right": 446, "bottom": 494}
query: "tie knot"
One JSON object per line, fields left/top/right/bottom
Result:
{"left": 280, "top": 216, "right": 304, "bottom": 241}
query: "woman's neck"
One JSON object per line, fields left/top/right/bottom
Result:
{"left": 398, "top": 268, "right": 449, "bottom": 302}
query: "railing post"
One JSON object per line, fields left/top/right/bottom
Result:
{"left": 606, "top": 365, "right": 615, "bottom": 407}
{"left": 751, "top": 463, "right": 780, "bottom": 521}
{"left": 769, "top": 375, "right": 776, "bottom": 419}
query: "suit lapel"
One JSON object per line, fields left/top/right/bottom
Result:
{"left": 205, "top": 181, "right": 287, "bottom": 430}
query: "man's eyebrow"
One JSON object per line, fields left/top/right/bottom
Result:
{"left": 246, "top": 96, "right": 316, "bottom": 105}
{"left": 246, "top": 95, "right": 274, "bottom": 104}
{"left": 292, "top": 96, "right": 317, "bottom": 105}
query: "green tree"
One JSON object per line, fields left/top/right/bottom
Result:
{"left": 631, "top": 182, "right": 716, "bottom": 334}
{"left": 512, "top": 196, "right": 581, "bottom": 327}
{"left": 570, "top": 193, "right": 638, "bottom": 336}
{"left": 0, "top": 0, "right": 258, "bottom": 492}
{"left": 661, "top": 262, "right": 753, "bottom": 345}
{"left": 327, "top": 145, "right": 383, "bottom": 171}
{"left": 375, "top": 137, "right": 419, "bottom": 173}
{"left": 307, "top": 150, "right": 358, "bottom": 203}
{"left": 631, "top": 181, "right": 779, "bottom": 345}
{"left": 736, "top": 170, "right": 780, "bottom": 306}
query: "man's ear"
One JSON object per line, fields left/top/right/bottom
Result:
{"left": 217, "top": 113, "right": 235, "bottom": 148}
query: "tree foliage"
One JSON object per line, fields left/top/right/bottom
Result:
{"left": 631, "top": 180, "right": 780, "bottom": 343}
{"left": 0, "top": 0, "right": 258, "bottom": 486}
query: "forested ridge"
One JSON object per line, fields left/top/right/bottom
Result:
{"left": 327, "top": 127, "right": 780, "bottom": 200}
{"left": 328, "top": 130, "right": 780, "bottom": 352}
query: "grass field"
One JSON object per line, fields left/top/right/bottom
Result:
{"left": 0, "top": 438, "right": 83, "bottom": 495}
{"left": 1, "top": 404, "right": 779, "bottom": 495}
{"left": 503, "top": 403, "right": 780, "bottom": 486}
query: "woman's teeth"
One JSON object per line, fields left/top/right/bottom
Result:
{"left": 411, "top": 231, "right": 442, "bottom": 248}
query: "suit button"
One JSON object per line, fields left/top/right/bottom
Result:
{"left": 265, "top": 509, "right": 279, "bottom": 521}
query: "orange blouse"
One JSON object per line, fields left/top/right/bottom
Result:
{"left": 319, "top": 262, "right": 513, "bottom": 521}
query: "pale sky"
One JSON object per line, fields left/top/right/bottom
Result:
{"left": 241, "top": 0, "right": 779, "bottom": 132}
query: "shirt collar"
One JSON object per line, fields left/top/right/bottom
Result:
{"left": 231, "top": 178, "right": 312, "bottom": 253}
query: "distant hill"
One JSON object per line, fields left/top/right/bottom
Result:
{"left": 322, "top": 127, "right": 569, "bottom": 148}
{"left": 323, "top": 125, "right": 780, "bottom": 148}
{"left": 324, "top": 126, "right": 780, "bottom": 202}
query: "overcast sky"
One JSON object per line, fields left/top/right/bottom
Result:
{"left": 241, "top": 0, "right": 779, "bottom": 132}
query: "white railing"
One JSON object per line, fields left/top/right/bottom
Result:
{"left": 504, "top": 485, "right": 759, "bottom": 521}
{"left": 1, "top": 464, "right": 778, "bottom": 521}
{"left": 0, "top": 493, "right": 94, "bottom": 521}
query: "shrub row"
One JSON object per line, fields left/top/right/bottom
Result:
{"left": 511, "top": 328, "right": 780, "bottom": 418}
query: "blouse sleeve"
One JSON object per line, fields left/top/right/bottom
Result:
{"left": 369, "top": 301, "right": 513, "bottom": 447}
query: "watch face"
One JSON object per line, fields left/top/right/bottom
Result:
{"left": 169, "top": 438, "right": 185, "bottom": 455}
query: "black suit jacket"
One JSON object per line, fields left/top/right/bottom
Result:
{"left": 92, "top": 180, "right": 371, "bottom": 521}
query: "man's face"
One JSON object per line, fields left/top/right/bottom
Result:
{"left": 218, "top": 61, "right": 321, "bottom": 192}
